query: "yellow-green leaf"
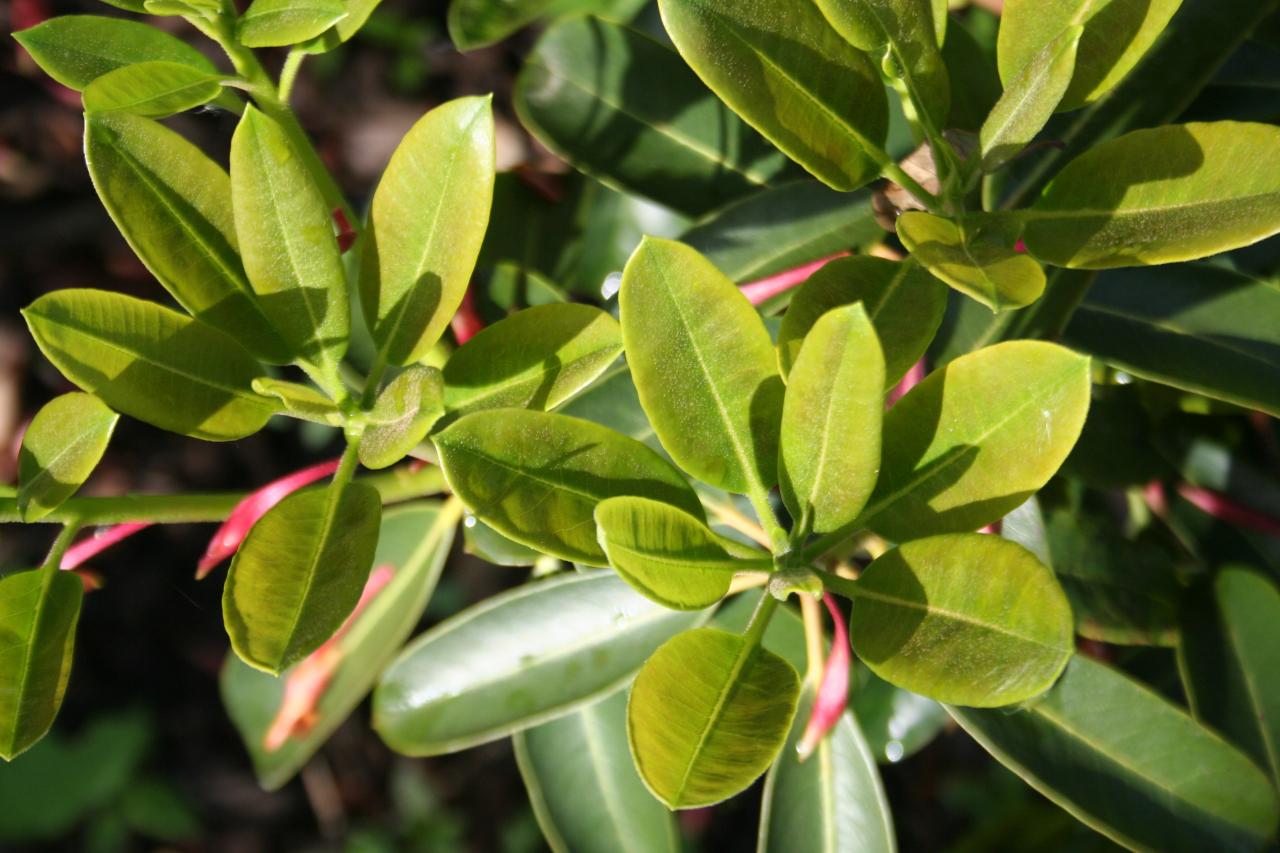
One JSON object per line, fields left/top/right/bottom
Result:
{"left": 81, "top": 61, "right": 223, "bottom": 118}
{"left": 18, "top": 393, "right": 118, "bottom": 522}
{"left": 236, "top": 0, "right": 347, "bottom": 48}
{"left": 980, "top": 26, "right": 1082, "bottom": 172}
{"left": 360, "top": 366, "right": 445, "bottom": 470}
{"left": 897, "top": 211, "right": 1046, "bottom": 312}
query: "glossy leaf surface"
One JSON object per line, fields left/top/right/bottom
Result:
{"left": 850, "top": 669, "right": 947, "bottom": 764}
{"left": 360, "top": 366, "right": 445, "bottom": 470}
{"left": 980, "top": 27, "right": 1081, "bottom": 172}
{"left": 13, "top": 16, "right": 216, "bottom": 90}
{"left": 897, "top": 212, "right": 1046, "bottom": 312}
{"left": 18, "top": 393, "right": 118, "bottom": 522}
{"left": 236, "top": 0, "right": 347, "bottom": 47}
{"left": 82, "top": 61, "right": 223, "bottom": 118}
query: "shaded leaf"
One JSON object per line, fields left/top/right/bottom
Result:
{"left": 251, "top": 378, "right": 343, "bottom": 426}
{"left": 850, "top": 668, "right": 947, "bottom": 764}
{"left": 897, "top": 212, "right": 1046, "bottom": 312}
{"left": 360, "top": 366, "right": 445, "bottom": 470}
{"left": 448, "top": 0, "right": 646, "bottom": 50}
{"left": 462, "top": 517, "right": 543, "bottom": 567}
{"left": 980, "top": 26, "right": 1082, "bottom": 172}
{"left": 18, "top": 393, "right": 117, "bottom": 522}
{"left": 82, "top": 61, "right": 223, "bottom": 118}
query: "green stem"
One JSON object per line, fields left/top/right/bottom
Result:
{"left": 278, "top": 50, "right": 305, "bottom": 103}
{"left": 814, "top": 567, "right": 860, "bottom": 602}
{"left": 747, "top": 490, "right": 788, "bottom": 556}
{"left": 881, "top": 161, "right": 941, "bottom": 212}
{"left": 360, "top": 351, "right": 390, "bottom": 410}
{"left": 41, "top": 522, "right": 83, "bottom": 573}
{"left": 800, "top": 521, "right": 867, "bottom": 564}
{"left": 331, "top": 436, "right": 363, "bottom": 490}
{"left": 743, "top": 589, "right": 779, "bottom": 649}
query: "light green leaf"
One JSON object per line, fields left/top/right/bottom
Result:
{"left": 1022, "top": 122, "right": 1280, "bottom": 269}
{"left": 1178, "top": 567, "right": 1280, "bottom": 785}
{"left": 13, "top": 15, "right": 216, "bottom": 91}
{"left": 777, "top": 256, "right": 946, "bottom": 388}
{"left": 515, "top": 689, "right": 679, "bottom": 853}
{"left": 712, "top": 590, "right": 808, "bottom": 673}
{"left": 18, "top": 393, "right": 118, "bottom": 522}
{"left": 980, "top": 26, "right": 1082, "bottom": 172}
{"left": 595, "top": 496, "right": 767, "bottom": 610}
{"left": 231, "top": 106, "right": 348, "bottom": 375}
{"left": 463, "top": 516, "right": 543, "bottom": 567}
{"left": 223, "top": 481, "right": 382, "bottom": 674}
{"left": 846, "top": 533, "right": 1074, "bottom": 706}
{"left": 950, "top": 656, "right": 1280, "bottom": 852}
{"left": 434, "top": 409, "right": 703, "bottom": 564}
{"left": 362, "top": 96, "right": 495, "bottom": 366}
{"left": 516, "top": 17, "right": 794, "bottom": 216}
{"left": 0, "top": 569, "right": 83, "bottom": 762}
{"left": 862, "top": 340, "right": 1090, "bottom": 542}
{"left": 297, "top": 0, "right": 386, "bottom": 52}
{"left": 759, "top": 688, "right": 896, "bottom": 853}
{"left": 220, "top": 501, "right": 457, "bottom": 789}
{"left": 23, "top": 289, "right": 273, "bottom": 442}
{"left": 84, "top": 113, "right": 292, "bottom": 365}
{"left": 628, "top": 626, "right": 800, "bottom": 808}
{"left": 251, "top": 377, "right": 343, "bottom": 426}
{"left": 619, "top": 237, "right": 782, "bottom": 496}
{"left": 374, "top": 572, "right": 706, "bottom": 755}
{"left": 657, "top": 0, "right": 889, "bottom": 191}
{"left": 780, "top": 305, "right": 884, "bottom": 535}
{"left": 897, "top": 212, "right": 1046, "bottom": 312}
{"left": 443, "top": 304, "right": 621, "bottom": 417}
{"left": 998, "top": 0, "right": 1183, "bottom": 112}
{"left": 82, "top": 61, "right": 223, "bottom": 118}
{"left": 236, "top": 0, "right": 348, "bottom": 48}
{"left": 360, "top": 366, "right": 445, "bottom": 470}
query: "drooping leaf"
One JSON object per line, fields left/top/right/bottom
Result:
{"left": 84, "top": 113, "right": 292, "bottom": 365}
{"left": 516, "top": 17, "right": 795, "bottom": 216}
{"left": 1178, "top": 567, "right": 1280, "bottom": 784}
{"left": 998, "top": 0, "right": 1184, "bottom": 112}
{"left": 847, "top": 534, "right": 1074, "bottom": 706}
{"left": 362, "top": 97, "right": 495, "bottom": 365}
{"left": 251, "top": 378, "right": 343, "bottom": 426}
{"left": 862, "top": 340, "right": 1090, "bottom": 541}
{"left": 950, "top": 656, "right": 1280, "bottom": 852}
{"left": 443, "top": 304, "right": 621, "bottom": 417}
{"left": 980, "top": 26, "right": 1082, "bottom": 172}
{"left": 374, "top": 572, "right": 706, "bottom": 755}
{"left": 231, "top": 106, "right": 348, "bottom": 374}
{"left": 18, "top": 393, "right": 118, "bottom": 522}
{"left": 81, "top": 61, "right": 223, "bottom": 118}
{"left": 0, "top": 569, "right": 83, "bottom": 762}
{"left": 23, "top": 289, "right": 273, "bottom": 442}
{"left": 434, "top": 409, "right": 703, "bottom": 564}
{"left": 657, "top": 0, "right": 889, "bottom": 191}
{"left": 850, "top": 668, "right": 947, "bottom": 764}
{"left": 619, "top": 237, "right": 783, "bottom": 496}
{"left": 779, "top": 305, "right": 884, "bottom": 534}
{"left": 236, "top": 0, "right": 348, "bottom": 48}
{"left": 777, "top": 256, "right": 946, "bottom": 388}
{"left": 514, "top": 689, "right": 678, "bottom": 853}
{"left": 629, "top": 626, "right": 800, "bottom": 809}
{"left": 897, "top": 212, "right": 1046, "bottom": 312}
{"left": 13, "top": 16, "right": 216, "bottom": 90}
{"left": 223, "top": 482, "right": 382, "bottom": 674}
{"left": 595, "top": 496, "right": 766, "bottom": 610}
{"left": 220, "top": 501, "right": 457, "bottom": 789}
{"left": 1022, "top": 122, "right": 1280, "bottom": 269}
{"left": 759, "top": 687, "right": 896, "bottom": 853}
{"left": 360, "top": 367, "right": 445, "bottom": 470}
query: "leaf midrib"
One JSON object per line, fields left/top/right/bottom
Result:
{"left": 853, "top": 584, "right": 1066, "bottom": 652}
{"left": 671, "top": 635, "right": 759, "bottom": 803}
{"left": 580, "top": 701, "right": 644, "bottom": 853}
{"left": 447, "top": 338, "right": 620, "bottom": 411}
{"left": 20, "top": 415, "right": 113, "bottom": 508}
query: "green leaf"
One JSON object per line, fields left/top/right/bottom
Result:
{"left": 780, "top": 304, "right": 884, "bottom": 534}
{"left": 448, "top": 0, "right": 646, "bottom": 50}
{"left": 594, "top": 496, "right": 766, "bottom": 610}
{"left": 236, "top": 0, "right": 348, "bottom": 48}
{"left": 362, "top": 96, "right": 495, "bottom": 366}
{"left": 1178, "top": 567, "right": 1280, "bottom": 784}
{"left": 81, "top": 61, "right": 223, "bottom": 118}
{"left": 220, "top": 501, "right": 457, "bottom": 789}
{"left": 759, "top": 688, "right": 895, "bottom": 853}
{"left": 0, "top": 569, "right": 83, "bottom": 762}
{"left": 998, "top": 0, "right": 1183, "bottom": 112}
{"left": 980, "top": 26, "right": 1082, "bottom": 172}
{"left": 18, "top": 393, "right": 118, "bottom": 522}
{"left": 777, "top": 256, "right": 946, "bottom": 388}
{"left": 514, "top": 689, "right": 678, "bottom": 853}
{"left": 657, "top": 0, "right": 889, "bottom": 191}
{"left": 442, "top": 304, "right": 621, "bottom": 418}
{"left": 1022, "top": 122, "right": 1280, "bottom": 269}
{"left": 84, "top": 113, "right": 292, "bottom": 365}
{"left": 950, "top": 656, "right": 1280, "bottom": 852}
{"left": 13, "top": 15, "right": 216, "bottom": 91}
{"left": 23, "top": 289, "right": 273, "bottom": 442}
{"left": 862, "top": 340, "right": 1090, "bottom": 541}
{"left": 360, "top": 366, "right": 445, "bottom": 470}
{"left": 712, "top": 590, "right": 809, "bottom": 673}
{"left": 223, "top": 481, "right": 382, "bottom": 674}
{"left": 516, "top": 17, "right": 795, "bottom": 217}
{"left": 619, "top": 237, "right": 783, "bottom": 496}
{"left": 897, "top": 212, "right": 1046, "bottom": 312}
{"left": 463, "top": 517, "right": 543, "bottom": 567}
{"left": 941, "top": 11, "right": 1002, "bottom": 133}
{"left": 1062, "top": 264, "right": 1280, "bottom": 416}
{"left": 296, "top": 0, "right": 386, "bottom": 52}
{"left": 847, "top": 533, "right": 1073, "bottom": 706}
{"left": 374, "top": 572, "right": 706, "bottom": 755}
{"left": 814, "top": 0, "right": 950, "bottom": 130}
{"left": 434, "top": 408, "right": 703, "bottom": 564}
{"left": 251, "top": 377, "right": 343, "bottom": 426}
{"left": 850, "top": 668, "right": 947, "bottom": 764}
{"left": 628, "top": 626, "right": 800, "bottom": 808}
{"left": 231, "top": 105, "right": 348, "bottom": 374}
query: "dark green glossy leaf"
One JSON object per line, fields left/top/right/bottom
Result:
{"left": 463, "top": 516, "right": 543, "bottom": 567}
{"left": 374, "top": 572, "right": 706, "bottom": 755}
{"left": 897, "top": 212, "right": 1046, "bottom": 312}
{"left": 251, "top": 378, "right": 343, "bottom": 426}
{"left": 941, "top": 11, "right": 1002, "bottom": 132}
{"left": 236, "top": 0, "right": 348, "bottom": 48}
{"left": 980, "top": 26, "right": 1082, "bottom": 172}
{"left": 950, "top": 656, "right": 1280, "bottom": 852}
{"left": 18, "top": 393, "right": 117, "bottom": 522}
{"left": 23, "top": 289, "right": 273, "bottom": 442}
{"left": 82, "top": 61, "right": 223, "bottom": 118}
{"left": 360, "top": 366, "right": 445, "bottom": 470}
{"left": 850, "top": 668, "right": 947, "bottom": 764}
{"left": 224, "top": 482, "right": 382, "bottom": 674}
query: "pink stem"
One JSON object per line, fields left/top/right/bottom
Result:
{"left": 1176, "top": 483, "right": 1280, "bottom": 537}
{"left": 886, "top": 358, "right": 927, "bottom": 409}
{"left": 797, "top": 594, "right": 851, "bottom": 761}
{"left": 332, "top": 208, "right": 357, "bottom": 254}
{"left": 61, "top": 522, "right": 151, "bottom": 571}
{"left": 739, "top": 253, "right": 848, "bottom": 306}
